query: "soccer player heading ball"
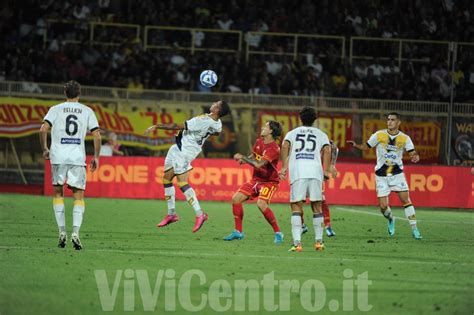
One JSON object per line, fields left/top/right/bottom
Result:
{"left": 348, "top": 112, "right": 422, "bottom": 240}
{"left": 145, "top": 100, "right": 231, "bottom": 233}
{"left": 223, "top": 121, "right": 284, "bottom": 244}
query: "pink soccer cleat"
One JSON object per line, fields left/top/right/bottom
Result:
{"left": 157, "top": 214, "right": 180, "bottom": 228}
{"left": 192, "top": 212, "right": 208, "bottom": 233}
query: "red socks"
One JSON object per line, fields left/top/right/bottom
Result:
{"left": 262, "top": 208, "right": 280, "bottom": 232}
{"left": 232, "top": 203, "right": 243, "bottom": 232}
{"left": 322, "top": 200, "right": 331, "bottom": 227}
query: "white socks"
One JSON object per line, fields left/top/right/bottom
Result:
{"left": 72, "top": 200, "right": 85, "bottom": 235}
{"left": 291, "top": 213, "right": 302, "bottom": 245}
{"left": 53, "top": 198, "right": 66, "bottom": 233}
{"left": 313, "top": 213, "right": 324, "bottom": 242}
{"left": 164, "top": 186, "right": 176, "bottom": 215}
{"left": 179, "top": 182, "right": 202, "bottom": 217}
{"left": 382, "top": 206, "right": 393, "bottom": 220}
{"left": 404, "top": 204, "right": 417, "bottom": 229}
{"left": 183, "top": 187, "right": 202, "bottom": 217}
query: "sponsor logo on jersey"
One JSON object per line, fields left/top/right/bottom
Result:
{"left": 384, "top": 153, "right": 397, "bottom": 160}
{"left": 386, "top": 144, "right": 398, "bottom": 151}
{"left": 61, "top": 138, "right": 81, "bottom": 144}
{"left": 296, "top": 153, "right": 315, "bottom": 159}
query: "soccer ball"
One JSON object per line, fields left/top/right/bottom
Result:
{"left": 200, "top": 70, "right": 218, "bottom": 87}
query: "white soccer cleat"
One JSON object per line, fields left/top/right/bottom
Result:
{"left": 58, "top": 231, "right": 67, "bottom": 248}
{"left": 71, "top": 233, "right": 83, "bottom": 250}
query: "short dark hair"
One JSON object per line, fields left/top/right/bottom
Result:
{"left": 64, "top": 80, "right": 81, "bottom": 99}
{"left": 299, "top": 106, "right": 317, "bottom": 126}
{"left": 218, "top": 100, "right": 230, "bottom": 117}
{"left": 388, "top": 112, "right": 400, "bottom": 119}
{"left": 268, "top": 120, "right": 282, "bottom": 138}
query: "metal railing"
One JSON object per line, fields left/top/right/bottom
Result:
{"left": 1, "top": 81, "right": 472, "bottom": 117}
{"left": 144, "top": 26, "right": 242, "bottom": 54}
{"left": 245, "top": 32, "right": 345, "bottom": 62}
{"left": 43, "top": 20, "right": 471, "bottom": 67}
{"left": 44, "top": 20, "right": 141, "bottom": 48}
{"left": 350, "top": 37, "right": 474, "bottom": 67}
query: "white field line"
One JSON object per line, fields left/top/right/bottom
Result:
{"left": 335, "top": 206, "right": 474, "bottom": 225}
{"left": 0, "top": 245, "right": 472, "bottom": 267}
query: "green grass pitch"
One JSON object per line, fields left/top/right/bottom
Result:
{"left": 1, "top": 193, "right": 473, "bottom": 315}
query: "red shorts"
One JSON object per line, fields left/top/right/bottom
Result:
{"left": 238, "top": 179, "right": 278, "bottom": 202}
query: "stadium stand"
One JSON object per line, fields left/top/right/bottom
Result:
{"left": 1, "top": 0, "right": 473, "bottom": 101}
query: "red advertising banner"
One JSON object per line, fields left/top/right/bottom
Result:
{"left": 258, "top": 111, "right": 353, "bottom": 152}
{"left": 44, "top": 157, "right": 473, "bottom": 209}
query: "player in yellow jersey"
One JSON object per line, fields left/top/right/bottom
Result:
{"left": 348, "top": 112, "right": 422, "bottom": 239}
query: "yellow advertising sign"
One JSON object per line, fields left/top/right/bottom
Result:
{"left": 0, "top": 97, "right": 188, "bottom": 150}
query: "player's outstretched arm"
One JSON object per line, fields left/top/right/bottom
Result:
{"left": 39, "top": 123, "right": 51, "bottom": 160}
{"left": 144, "top": 123, "right": 185, "bottom": 136}
{"left": 90, "top": 130, "right": 101, "bottom": 172}
{"left": 234, "top": 153, "right": 267, "bottom": 169}
{"left": 347, "top": 140, "right": 370, "bottom": 151}
{"left": 408, "top": 150, "right": 420, "bottom": 163}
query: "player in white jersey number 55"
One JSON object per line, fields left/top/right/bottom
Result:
{"left": 144, "top": 100, "right": 231, "bottom": 233}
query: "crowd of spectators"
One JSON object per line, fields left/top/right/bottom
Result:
{"left": 1, "top": 0, "right": 473, "bottom": 101}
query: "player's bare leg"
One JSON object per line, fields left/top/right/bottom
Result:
{"left": 71, "top": 188, "right": 85, "bottom": 250}
{"left": 176, "top": 172, "right": 208, "bottom": 232}
{"left": 53, "top": 185, "right": 67, "bottom": 248}
{"left": 378, "top": 196, "right": 395, "bottom": 236}
{"left": 256, "top": 198, "right": 283, "bottom": 244}
{"left": 157, "top": 168, "right": 180, "bottom": 228}
{"left": 299, "top": 209, "right": 308, "bottom": 235}
{"left": 223, "top": 192, "right": 247, "bottom": 241}
{"left": 311, "top": 201, "right": 325, "bottom": 251}
{"left": 289, "top": 202, "right": 303, "bottom": 252}
{"left": 397, "top": 191, "right": 422, "bottom": 239}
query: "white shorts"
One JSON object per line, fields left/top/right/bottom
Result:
{"left": 290, "top": 178, "right": 323, "bottom": 202}
{"left": 52, "top": 164, "right": 87, "bottom": 190}
{"left": 375, "top": 173, "right": 409, "bottom": 197}
{"left": 164, "top": 144, "right": 193, "bottom": 175}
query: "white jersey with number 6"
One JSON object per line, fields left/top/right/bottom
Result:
{"left": 284, "top": 126, "right": 330, "bottom": 184}
{"left": 43, "top": 101, "right": 99, "bottom": 166}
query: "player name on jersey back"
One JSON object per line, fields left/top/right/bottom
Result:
{"left": 44, "top": 102, "right": 99, "bottom": 166}
{"left": 63, "top": 107, "right": 83, "bottom": 114}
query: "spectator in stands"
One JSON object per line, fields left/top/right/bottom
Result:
{"left": 217, "top": 13, "right": 233, "bottom": 30}
{"left": 100, "top": 132, "right": 124, "bottom": 156}
{"left": 244, "top": 23, "right": 262, "bottom": 49}
{"left": 21, "top": 75, "right": 42, "bottom": 93}
{"left": 331, "top": 68, "right": 347, "bottom": 97}
{"left": 265, "top": 55, "right": 282, "bottom": 77}
{"left": 348, "top": 76, "right": 364, "bottom": 98}
{"left": 176, "top": 64, "right": 191, "bottom": 89}
{"left": 354, "top": 60, "right": 368, "bottom": 80}
{"left": 369, "top": 58, "right": 384, "bottom": 78}
{"left": 127, "top": 76, "right": 144, "bottom": 95}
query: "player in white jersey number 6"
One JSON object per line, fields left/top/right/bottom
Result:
{"left": 40, "top": 81, "right": 102, "bottom": 250}
{"left": 348, "top": 112, "right": 422, "bottom": 240}
{"left": 145, "top": 100, "right": 231, "bottom": 233}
